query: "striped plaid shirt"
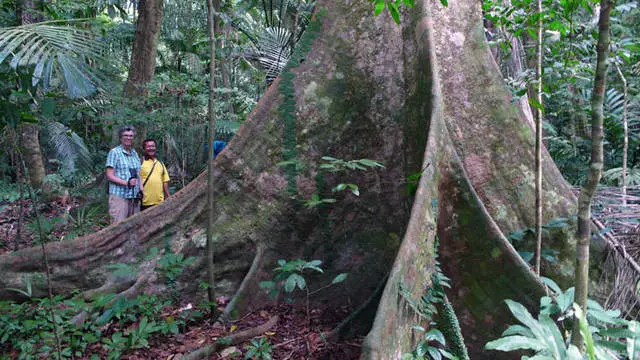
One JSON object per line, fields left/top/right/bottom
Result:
{"left": 106, "top": 145, "right": 141, "bottom": 198}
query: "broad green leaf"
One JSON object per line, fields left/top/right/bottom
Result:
{"left": 284, "top": 274, "right": 297, "bottom": 292}
{"left": 504, "top": 300, "right": 546, "bottom": 341}
{"left": 574, "top": 304, "right": 596, "bottom": 360}
{"left": 333, "top": 183, "right": 347, "bottom": 192}
{"left": 502, "top": 324, "right": 535, "bottom": 338}
{"left": 387, "top": 2, "right": 401, "bottom": 24}
{"left": 374, "top": 0, "right": 385, "bottom": 15}
{"left": 539, "top": 314, "right": 565, "bottom": 359}
{"left": 412, "top": 325, "right": 426, "bottom": 332}
{"left": 425, "top": 328, "right": 445, "bottom": 345}
{"left": 628, "top": 321, "right": 640, "bottom": 360}
{"left": 426, "top": 347, "right": 441, "bottom": 360}
{"left": 331, "top": 273, "right": 348, "bottom": 284}
{"left": 485, "top": 335, "right": 545, "bottom": 352}
{"left": 259, "top": 281, "right": 276, "bottom": 289}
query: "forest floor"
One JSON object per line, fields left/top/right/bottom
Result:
{"left": 112, "top": 303, "right": 362, "bottom": 360}
{"left": 0, "top": 197, "right": 363, "bottom": 359}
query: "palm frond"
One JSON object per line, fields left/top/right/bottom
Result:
{"left": 42, "top": 121, "right": 92, "bottom": 175}
{"left": 254, "top": 26, "right": 292, "bottom": 83}
{"left": 0, "top": 21, "right": 109, "bottom": 98}
{"left": 603, "top": 167, "right": 640, "bottom": 186}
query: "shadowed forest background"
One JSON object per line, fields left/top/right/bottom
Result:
{"left": 0, "top": 0, "right": 639, "bottom": 359}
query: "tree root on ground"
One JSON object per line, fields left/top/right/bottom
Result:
{"left": 324, "top": 273, "right": 389, "bottom": 341}
{"left": 182, "top": 315, "right": 279, "bottom": 360}
{"left": 218, "top": 244, "right": 265, "bottom": 323}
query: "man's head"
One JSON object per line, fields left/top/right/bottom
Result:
{"left": 118, "top": 125, "right": 136, "bottom": 149}
{"left": 143, "top": 139, "right": 157, "bottom": 159}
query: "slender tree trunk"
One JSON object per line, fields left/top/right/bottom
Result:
{"left": 206, "top": 0, "right": 217, "bottom": 314}
{"left": 123, "top": 0, "right": 164, "bottom": 96}
{"left": 571, "top": 0, "right": 612, "bottom": 347}
{"left": 15, "top": 0, "right": 46, "bottom": 189}
{"left": 18, "top": 123, "right": 45, "bottom": 189}
{"left": 215, "top": 0, "right": 234, "bottom": 116}
{"left": 534, "top": 0, "right": 543, "bottom": 276}
{"left": 615, "top": 64, "right": 628, "bottom": 206}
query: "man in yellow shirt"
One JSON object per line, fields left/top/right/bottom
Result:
{"left": 140, "top": 139, "right": 170, "bottom": 210}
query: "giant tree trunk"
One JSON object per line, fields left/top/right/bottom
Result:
{"left": 123, "top": 0, "right": 164, "bottom": 96}
{"left": 1, "top": 0, "right": 577, "bottom": 358}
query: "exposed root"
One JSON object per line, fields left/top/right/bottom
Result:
{"left": 182, "top": 315, "right": 279, "bottom": 360}
{"left": 218, "top": 244, "right": 265, "bottom": 323}
{"left": 79, "top": 278, "right": 136, "bottom": 301}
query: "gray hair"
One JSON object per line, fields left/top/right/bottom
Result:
{"left": 118, "top": 125, "right": 136, "bottom": 137}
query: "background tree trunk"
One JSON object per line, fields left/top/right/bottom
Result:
{"left": 571, "top": 0, "right": 612, "bottom": 347}
{"left": 16, "top": 0, "right": 46, "bottom": 189}
{"left": 123, "top": 0, "right": 164, "bottom": 97}
{"left": 0, "top": 0, "right": 578, "bottom": 358}
{"left": 18, "top": 123, "right": 45, "bottom": 189}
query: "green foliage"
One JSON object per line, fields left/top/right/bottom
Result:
{"left": 244, "top": 336, "right": 273, "bottom": 360}
{"left": 369, "top": 0, "right": 422, "bottom": 25}
{"left": 151, "top": 247, "right": 196, "bottom": 304}
{"left": 403, "top": 327, "right": 456, "bottom": 360}
{"left": 65, "top": 204, "right": 108, "bottom": 239}
{"left": 0, "top": 289, "right": 199, "bottom": 359}
{"left": 0, "top": 20, "right": 113, "bottom": 98}
{"left": 41, "top": 120, "right": 92, "bottom": 177}
{"left": 303, "top": 156, "right": 384, "bottom": 208}
{"left": 486, "top": 277, "right": 640, "bottom": 359}
{"left": 0, "top": 179, "right": 21, "bottom": 202}
{"left": 260, "top": 259, "right": 347, "bottom": 298}
{"left": 318, "top": 156, "right": 384, "bottom": 172}
{"left": 507, "top": 217, "right": 572, "bottom": 264}
{"left": 277, "top": 9, "right": 324, "bottom": 196}
{"left": 303, "top": 193, "right": 336, "bottom": 208}
{"left": 402, "top": 242, "right": 469, "bottom": 360}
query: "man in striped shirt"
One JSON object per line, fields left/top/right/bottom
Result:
{"left": 105, "top": 125, "right": 143, "bottom": 224}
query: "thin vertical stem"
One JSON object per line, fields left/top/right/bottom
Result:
{"left": 206, "top": 0, "right": 218, "bottom": 317}
{"left": 534, "top": 0, "right": 543, "bottom": 276}
{"left": 20, "top": 156, "right": 63, "bottom": 360}
{"left": 571, "top": 0, "right": 612, "bottom": 347}
{"left": 615, "top": 64, "right": 628, "bottom": 206}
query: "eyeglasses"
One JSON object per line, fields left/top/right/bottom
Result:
{"left": 121, "top": 135, "right": 134, "bottom": 138}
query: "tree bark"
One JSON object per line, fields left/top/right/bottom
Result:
{"left": 1, "top": 0, "right": 577, "bottom": 358}
{"left": 123, "top": 0, "right": 164, "bottom": 97}
{"left": 18, "top": 123, "right": 45, "bottom": 189}
{"left": 570, "top": 0, "right": 612, "bottom": 347}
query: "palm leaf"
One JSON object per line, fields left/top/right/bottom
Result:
{"left": 255, "top": 26, "right": 292, "bottom": 83}
{"left": 42, "top": 121, "right": 92, "bottom": 174}
{"left": 0, "top": 20, "right": 110, "bottom": 98}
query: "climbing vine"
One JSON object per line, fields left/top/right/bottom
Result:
{"left": 277, "top": 8, "right": 327, "bottom": 196}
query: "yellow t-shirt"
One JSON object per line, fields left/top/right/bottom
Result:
{"left": 140, "top": 159, "right": 170, "bottom": 206}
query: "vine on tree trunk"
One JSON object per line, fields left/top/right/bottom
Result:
{"left": 278, "top": 9, "right": 326, "bottom": 196}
